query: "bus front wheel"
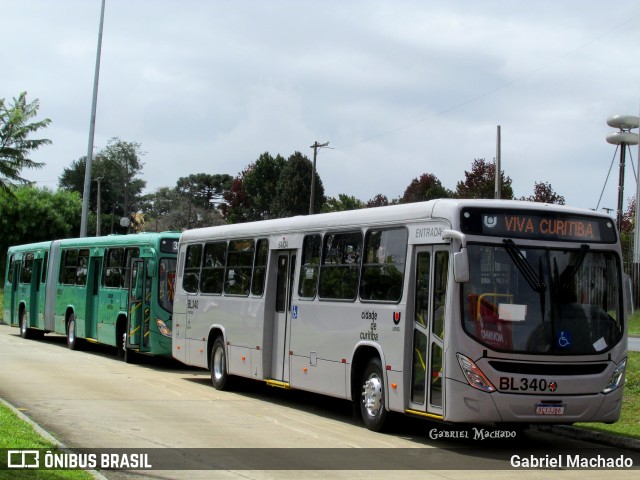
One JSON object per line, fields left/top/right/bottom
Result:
{"left": 210, "top": 337, "right": 230, "bottom": 390}
{"left": 360, "top": 357, "right": 388, "bottom": 432}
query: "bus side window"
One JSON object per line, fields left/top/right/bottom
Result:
{"left": 251, "top": 239, "right": 269, "bottom": 297}
{"left": 225, "top": 239, "right": 254, "bottom": 296}
{"left": 298, "top": 235, "right": 321, "bottom": 299}
{"left": 60, "top": 250, "right": 79, "bottom": 285}
{"left": 360, "top": 228, "right": 408, "bottom": 302}
{"left": 201, "top": 242, "right": 226, "bottom": 295}
{"left": 20, "top": 253, "right": 34, "bottom": 284}
{"left": 319, "top": 231, "right": 362, "bottom": 300}
{"left": 104, "top": 248, "right": 124, "bottom": 288}
{"left": 76, "top": 249, "right": 89, "bottom": 286}
{"left": 6, "top": 254, "right": 14, "bottom": 284}
{"left": 42, "top": 252, "right": 48, "bottom": 283}
{"left": 123, "top": 247, "right": 140, "bottom": 289}
{"left": 183, "top": 244, "right": 203, "bottom": 294}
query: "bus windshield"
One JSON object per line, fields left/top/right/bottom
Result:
{"left": 462, "top": 243, "right": 623, "bottom": 355}
{"left": 159, "top": 258, "right": 177, "bottom": 313}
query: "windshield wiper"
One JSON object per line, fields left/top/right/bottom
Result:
{"left": 559, "top": 244, "right": 590, "bottom": 290}
{"left": 503, "top": 239, "right": 546, "bottom": 294}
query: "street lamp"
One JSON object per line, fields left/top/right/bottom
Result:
{"left": 605, "top": 114, "right": 639, "bottom": 229}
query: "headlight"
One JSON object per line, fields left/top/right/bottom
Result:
{"left": 155, "top": 318, "right": 172, "bottom": 337}
{"left": 457, "top": 353, "right": 496, "bottom": 392}
{"left": 602, "top": 358, "right": 626, "bottom": 394}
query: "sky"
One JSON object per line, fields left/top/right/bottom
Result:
{"left": 3, "top": 0, "right": 640, "bottom": 214}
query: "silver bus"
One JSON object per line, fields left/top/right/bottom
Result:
{"left": 172, "top": 199, "right": 627, "bottom": 431}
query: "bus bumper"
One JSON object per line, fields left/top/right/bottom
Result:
{"left": 445, "top": 379, "right": 623, "bottom": 424}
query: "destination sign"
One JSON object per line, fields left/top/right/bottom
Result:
{"left": 160, "top": 238, "right": 179, "bottom": 254}
{"left": 460, "top": 208, "right": 617, "bottom": 243}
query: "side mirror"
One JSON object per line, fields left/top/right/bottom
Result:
{"left": 442, "top": 229, "right": 469, "bottom": 283}
{"left": 453, "top": 249, "right": 470, "bottom": 283}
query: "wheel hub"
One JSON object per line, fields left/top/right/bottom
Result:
{"left": 362, "top": 374, "right": 383, "bottom": 417}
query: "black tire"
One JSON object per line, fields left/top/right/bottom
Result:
{"left": 19, "top": 310, "right": 32, "bottom": 340}
{"left": 210, "top": 337, "right": 230, "bottom": 390}
{"left": 66, "top": 315, "right": 80, "bottom": 350}
{"left": 116, "top": 326, "right": 135, "bottom": 363}
{"left": 359, "top": 357, "right": 388, "bottom": 432}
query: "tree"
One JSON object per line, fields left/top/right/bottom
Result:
{"left": 223, "top": 151, "right": 325, "bottom": 222}
{"left": 242, "top": 153, "right": 286, "bottom": 220}
{"left": 520, "top": 181, "right": 565, "bottom": 204}
{"left": 221, "top": 167, "right": 252, "bottom": 224}
{"left": 455, "top": 158, "right": 513, "bottom": 199}
{"left": 175, "top": 173, "right": 233, "bottom": 211}
{"left": 322, "top": 194, "right": 364, "bottom": 213}
{"left": 402, "top": 173, "right": 452, "bottom": 203}
{"left": 0, "top": 92, "right": 51, "bottom": 194}
{"left": 142, "top": 185, "right": 225, "bottom": 231}
{"left": 273, "top": 151, "right": 325, "bottom": 217}
{"left": 365, "top": 194, "right": 389, "bottom": 208}
{"left": 58, "top": 138, "right": 146, "bottom": 233}
{"left": 0, "top": 186, "right": 81, "bottom": 272}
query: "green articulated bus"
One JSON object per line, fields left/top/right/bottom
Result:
{"left": 3, "top": 232, "right": 179, "bottom": 362}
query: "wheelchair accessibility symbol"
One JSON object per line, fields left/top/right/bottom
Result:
{"left": 557, "top": 330, "right": 572, "bottom": 349}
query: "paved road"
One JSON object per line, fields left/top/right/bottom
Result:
{"left": 0, "top": 324, "right": 637, "bottom": 479}
{"left": 629, "top": 336, "right": 640, "bottom": 352}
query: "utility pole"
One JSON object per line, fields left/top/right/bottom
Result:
{"left": 95, "top": 177, "right": 103, "bottom": 236}
{"left": 309, "top": 141, "right": 329, "bottom": 214}
{"left": 494, "top": 125, "right": 501, "bottom": 199}
{"left": 80, "top": 0, "right": 106, "bottom": 237}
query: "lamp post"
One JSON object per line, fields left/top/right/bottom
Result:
{"left": 605, "top": 115, "right": 639, "bottom": 229}
{"left": 80, "top": 0, "right": 106, "bottom": 237}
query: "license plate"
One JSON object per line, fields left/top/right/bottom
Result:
{"left": 535, "top": 404, "right": 565, "bottom": 415}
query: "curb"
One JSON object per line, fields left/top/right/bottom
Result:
{"left": 0, "top": 397, "right": 109, "bottom": 479}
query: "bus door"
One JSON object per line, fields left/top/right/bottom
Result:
{"left": 9, "top": 258, "right": 20, "bottom": 326}
{"left": 30, "top": 258, "right": 43, "bottom": 329}
{"left": 271, "top": 251, "right": 296, "bottom": 382}
{"left": 409, "top": 246, "right": 449, "bottom": 417}
{"left": 84, "top": 257, "right": 102, "bottom": 339}
{"left": 127, "top": 259, "right": 151, "bottom": 351}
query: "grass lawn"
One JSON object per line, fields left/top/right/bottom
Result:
{"left": 575, "top": 351, "right": 640, "bottom": 439}
{"left": 629, "top": 309, "right": 640, "bottom": 336}
{"left": 0, "top": 401, "right": 94, "bottom": 479}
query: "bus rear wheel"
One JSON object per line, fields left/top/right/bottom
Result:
{"left": 210, "top": 337, "right": 230, "bottom": 390}
{"left": 66, "top": 315, "right": 80, "bottom": 350}
{"left": 19, "top": 310, "right": 32, "bottom": 340}
{"left": 360, "top": 357, "right": 388, "bottom": 432}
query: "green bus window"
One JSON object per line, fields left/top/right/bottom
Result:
{"left": 299, "top": 235, "right": 321, "bottom": 299}
{"left": 20, "top": 253, "right": 34, "bottom": 284}
{"left": 7, "top": 254, "right": 14, "bottom": 284}
{"left": 251, "top": 239, "right": 269, "bottom": 297}
{"left": 225, "top": 239, "right": 254, "bottom": 296}
{"left": 41, "top": 252, "right": 48, "bottom": 283}
{"left": 104, "top": 248, "right": 124, "bottom": 288}
{"left": 183, "top": 244, "right": 203, "bottom": 294}
{"left": 158, "top": 258, "right": 177, "bottom": 313}
{"left": 123, "top": 248, "right": 140, "bottom": 289}
{"left": 360, "top": 228, "right": 408, "bottom": 302}
{"left": 200, "top": 242, "right": 226, "bottom": 295}
{"left": 319, "top": 231, "right": 362, "bottom": 300}
{"left": 76, "top": 249, "right": 90, "bottom": 286}
{"left": 60, "top": 250, "right": 78, "bottom": 285}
